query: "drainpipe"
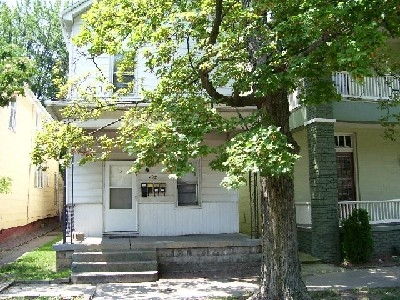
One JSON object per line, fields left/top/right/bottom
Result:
{"left": 70, "top": 156, "right": 74, "bottom": 244}
{"left": 61, "top": 167, "right": 66, "bottom": 244}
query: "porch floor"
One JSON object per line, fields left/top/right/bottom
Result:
{"left": 53, "top": 233, "right": 261, "bottom": 251}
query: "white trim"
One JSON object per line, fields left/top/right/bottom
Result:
{"left": 103, "top": 161, "right": 138, "bottom": 233}
{"left": 304, "top": 118, "right": 336, "bottom": 126}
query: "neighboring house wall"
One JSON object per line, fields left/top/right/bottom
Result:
{"left": 0, "top": 89, "right": 63, "bottom": 235}
{"left": 293, "top": 125, "right": 400, "bottom": 206}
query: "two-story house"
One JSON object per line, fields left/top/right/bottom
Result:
{"left": 0, "top": 87, "right": 63, "bottom": 244}
{"left": 47, "top": 0, "right": 242, "bottom": 239}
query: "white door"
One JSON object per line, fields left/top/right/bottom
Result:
{"left": 104, "top": 162, "right": 137, "bottom": 233}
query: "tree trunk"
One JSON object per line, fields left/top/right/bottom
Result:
{"left": 251, "top": 90, "right": 310, "bottom": 299}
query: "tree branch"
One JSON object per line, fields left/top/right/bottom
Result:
{"left": 209, "top": 0, "right": 223, "bottom": 46}
{"left": 295, "top": 28, "right": 349, "bottom": 58}
{"left": 198, "top": 0, "right": 263, "bottom": 107}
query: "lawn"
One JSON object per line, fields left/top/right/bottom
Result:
{"left": 0, "top": 235, "right": 70, "bottom": 282}
{"left": 310, "top": 287, "right": 400, "bottom": 299}
{"left": 1, "top": 238, "right": 400, "bottom": 299}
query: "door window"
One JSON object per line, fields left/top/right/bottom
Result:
{"left": 109, "top": 165, "right": 132, "bottom": 209}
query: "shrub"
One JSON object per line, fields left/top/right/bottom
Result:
{"left": 341, "top": 208, "right": 374, "bottom": 264}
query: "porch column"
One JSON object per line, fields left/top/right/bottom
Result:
{"left": 305, "top": 104, "right": 340, "bottom": 263}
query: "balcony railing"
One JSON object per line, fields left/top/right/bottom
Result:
{"left": 296, "top": 199, "right": 400, "bottom": 225}
{"left": 335, "top": 72, "right": 400, "bottom": 100}
{"left": 289, "top": 72, "right": 400, "bottom": 110}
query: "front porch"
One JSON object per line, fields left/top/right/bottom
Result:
{"left": 54, "top": 233, "right": 262, "bottom": 282}
{"left": 296, "top": 200, "right": 400, "bottom": 257}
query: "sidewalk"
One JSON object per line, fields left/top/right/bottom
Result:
{"left": 1, "top": 228, "right": 400, "bottom": 299}
{"left": 0, "top": 221, "right": 61, "bottom": 266}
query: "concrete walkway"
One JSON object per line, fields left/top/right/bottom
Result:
{"left": 1, "top": 228, "right": 400, "bottom": 299}
{"left": 2, "top": 267, "right": 400, "bottom": 299}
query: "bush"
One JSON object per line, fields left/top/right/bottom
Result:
{"left": 341, "top": 208, "right": 374, "bottom": 264}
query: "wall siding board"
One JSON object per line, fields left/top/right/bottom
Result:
{"left": 74, "top": 204, "right": 103, "bottom": 237}
{"left": 139, "top": 202, "right": 238, "bottom": 236}
{"left": 0, "top": 90, "right": 61, "bottom": 231}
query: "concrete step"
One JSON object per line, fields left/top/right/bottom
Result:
{"left": 71, "top": 271, "right": 158, "bottom": 284}
{"left": 72, "top": 250, "right": 157, "bottom": 262}
{"left": 71, "top": 261, "right": 158, "bottom": 273}
{"left": 299, "top": 252, "right": 323, "bottom": 265}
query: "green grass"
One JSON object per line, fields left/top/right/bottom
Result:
{"left": 0, "top": 235, "right": 70, "bottom": 281}
{"left": 310, "top": 287, "right": 400, "bottom": 299}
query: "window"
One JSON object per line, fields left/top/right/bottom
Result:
{"left": 35, "top": 168, "right": 49, "bottom": 188}
{"left": 113, "top": 54, "right": 136, "bottom": 93}
{"left": 335, "top": 134, "right": 356, "bottom": 202}
{"left": 8, "top": 101, "right": 16, "bottom": 131}
{"left": 335, "top": 135, "right": 352, "bottom": 148}
{"left": 109, "top": 165, "right": 132, "bottom": 209}
{"left": 177, "top": 160, "right": 200, "bottom": 206}
{"left": 35, "top": 111, "right": 42, "bottom": 131}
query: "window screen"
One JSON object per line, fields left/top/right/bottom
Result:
{"left": 8, "top": 101, "right": 16, "bottom": 131}
{"left": 113, "top": 54, "right": 135, "bottom": 92}
{"left": 177, "top": 161, "right": 200, "bottom": 206}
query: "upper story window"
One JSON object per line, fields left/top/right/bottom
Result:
{"left": 35, "top": 111, "right": 42, "bottom": 131}
{"left": 177, "top": 160, "right": 201, "bottom": 206}
{"left": 8, "top": 101, "right": 16, "bottom": 132}
{"left": 113, "top": 54, "right": 136, "bottom": 94}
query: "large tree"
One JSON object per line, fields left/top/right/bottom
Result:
{"left": 33, "top": 0, "right": 400, "bottom": 299}
{"left": 0, "top": 0, "right": 68, "bottom": 102}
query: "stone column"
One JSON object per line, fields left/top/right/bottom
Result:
{"left": 306, "top": 105, "right": 340, "bottom": 263}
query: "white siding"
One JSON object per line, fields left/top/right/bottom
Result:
{"left": 67, "top": 159, "right": 104, "bottom": 237}
{"left": 74, "top": 204, "right": 103, "bottom": 237}
{"left": 68, "top": 17, "right": 234, "bottom": 101}
{"left": 137, "top": 156, "right": 239, "bottom": 236}
{"left": 139, "top": 202, "right": 238, "bottom": 236}
{"left": 66, "top": 160, "right": 103, "bottom": 204}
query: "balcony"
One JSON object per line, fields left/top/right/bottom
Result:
{"left": 289, "top": 72, "right": 400, "bottom": 110}
{"left": 296, "top": 199, "right": 400, "bottom": 225}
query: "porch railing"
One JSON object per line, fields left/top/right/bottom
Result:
{"left": 295, "top": 199, "right": 400, "bottom": 225}
{"left": 339, "top": 200, "right": 400, "bottom": 224}
{"left": 289, "top": 72, "right": 400, "bottom": 110}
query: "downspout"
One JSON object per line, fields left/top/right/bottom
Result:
{"left": 70, "top": 155, "right": 74, "bottom": 244}
{"left": 26, "top": 103, "right": 35, "bottom": 225}
{"left": 61, "top": 167, "right": 66, "bottom": 244}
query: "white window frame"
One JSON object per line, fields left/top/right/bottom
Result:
{"left": 111, "top": 54, "right": 137, "bottom": 95}
{"left": 35, "top": 168, "right": 49, "bottom": 189}
{"left": 8, "top": 101, "right": 17, "bottom": 131}
{"left": 177, "top": 159, "right": 201, "bottom": 207}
